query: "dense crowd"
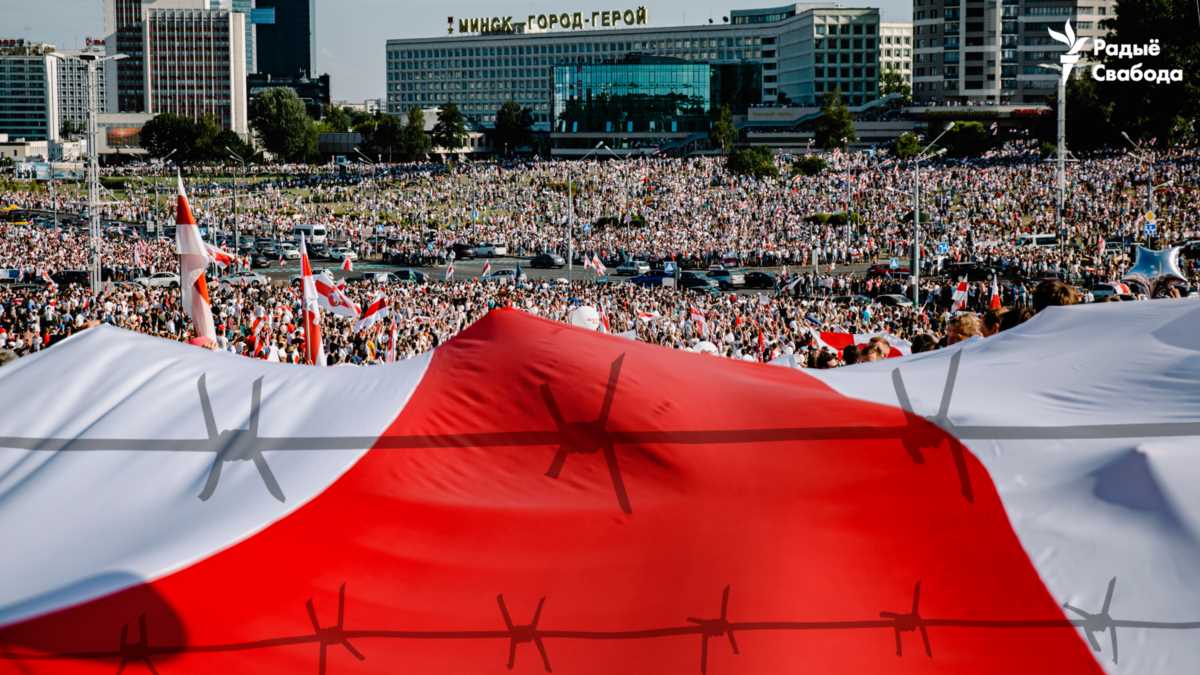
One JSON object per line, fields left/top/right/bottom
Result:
{"left": 1, "top": 144, "right": 1197, "bottom": 368}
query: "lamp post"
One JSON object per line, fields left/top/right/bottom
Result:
{"left": 150, "top": 148, "right": 176, "bottom": 238}
{"left": 1039, "top": 57, "right": 1090, "bottom": 247}
{"left": 1120, "top": 131, "right": 1172, "bottom": 245}
{"left": 907, "top": 123, "right": 954, "bottom": 308}
{"left": 565, "top": 141, "right": 616, "bottom": 281}
{"left": 354, "top": 146, "right": 381, "bottom": 248}
{"left": 226, "top": 146, "right": 246, "bottom": 254}
{"left": 51, "top": 50, "right": 126, "bottom": 295}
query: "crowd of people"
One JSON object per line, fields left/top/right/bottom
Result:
{"left": 0, "top": 142, "right": 1197, "bottom": 368}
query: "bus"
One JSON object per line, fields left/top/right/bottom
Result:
{"left": 292, "top": 224, "right": 328, "bottom": 245}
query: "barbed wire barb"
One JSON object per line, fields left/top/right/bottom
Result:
{"left": 306, "top": 583, "right": 365, "bottom": 675}
{"left": 196, "top": 374, "right": 284, "bottom": 503}
{"left": 497, "top": 594, "right": 551, "bottom": 672}
{"left": 1063, "top": 576, "right": 1120, "bottom": 664}
{"left": 686, "top": 585, "right": 739, "bottom": 674}
{"left": 115, "top": 613, "right": 157, "bottom": 675}
{"left": 879, "top": 581, "right": 932, "bottom": 658}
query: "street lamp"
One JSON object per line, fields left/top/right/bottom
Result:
{"left": 904, "top": 122, "right": 953, "bottom": 308}
{"left": 1039, "top": 58, "right": 1091, "bottom": 243}
{"left": 50, "top": 50, "right": 126, "bottom": 295}
{"left": 565, "top": 141, "right": 614, "bottom": 281}
{"left": 226, "top": 146, "right": 246, "bottom": 252}
{"left": 150, "top": 148, "right": 177, "bottom": 238}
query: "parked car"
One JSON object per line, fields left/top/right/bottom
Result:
{"left": 629, "top": 271, "right": 673, "bottom": 288}
{"left": 743, "top": 271, "right": 777, "bottom": 289}
{"left": 249, "top": 254, "right": 272, "bottom": 269}
{"left": 474, "top": 242, "right": 508, "bottom": 257}
{"left": 830, "top": 294, "right": 872, "bottom": 305}
{"left": 280, "top": 244, "right": 301, "bottom": 260}
{"left": 329, "top": 246, "right": 358, "bottom": 262}
{"left": 706, "top": 268, "right": 746, "bottom": 290}
{"left": 482, "top": 269, "right": 524, "bottom": 283}
{"left": 51, "top": 270, "right": 90, "bottom": 287}
{"left": 530, "top": 253, "right": 566, "bottom": 269}
{"left": 221, "top": 271, "right": 267, "bottom": 287}
{"left": 866, "top": 263, "right": 912, "bottom": 278}
{"left": 135, "top": 272, "right": 180, "bottom": 288}
{"left": 615, "top": 260, "right": 650, "bottom": 276}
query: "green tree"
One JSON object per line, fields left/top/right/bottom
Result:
{"left": 140, "top": 113, "right": 202, "bottom": 161}
{"left": 59, "top": 120, "right": 85, "bottom": 139}
{"left": 492, "top": 101, "right": 534, "bottom": 156}
{"left": 709, "top": 104, "right": 737, "bottom": 154}
{"left": 370, "top": 113, "right": 405, "bottom": 162}
{"left": 726, "top": 147, "right": 778, "bottom": 179}
{"left": 431, "top": 102, "right": 468, "bottom": 156}
{"left": 792, "top": 154, "right": 827, "bottom": 176}
{"left": 249, "top": 87, "right": 317, "bottom": 162}
{"left": 213, "top": 129, "right": 255, "bottom": 163}
{"left": 324, "top": 106, "right": 352, "bottom": 133}
{"left": 401, "top": 107, "right": 431, "bottom": 161}
{"left": 942, "top": 121, "right": 991, "bottom": 157}
{"left": 1101, "top": 0, "right": 1200, "bottom": 147}
{"left": 814, "top": 89, "right": 856, "bottom": 150}
{"left": 880, "top": 68, "right": 912, "bottom": 104}
{"left": 892, "top": 131, "right": 921, "bottom": 159}
{"left": 192, "top": 115, "right": 223, "bottom": 161}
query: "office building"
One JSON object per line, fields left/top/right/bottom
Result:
{"left": 386, "top": 4, "right": 887, "bottom": 131}
{"left": 142, "top": 0, "right": 248, "bottom": 134}
{"left": 879, "top": 21, "right": 912, "bottom": 86}
{"left": 231, "top": 0, "right": 257, "bottom": 73}
{"left": 0, "top": 40, "right": 59, "bottom": 141}
{"left": 912, "top": 0, "right": 1115, "bottom": 104}
{"left": 254, "top": 0, "right": 315, "bottom": 77}
{"left": 55, "top": 45, "right": 110, "bottom": 135}
{"left": 104, "top": 0, "right": 148, "bottom": 112}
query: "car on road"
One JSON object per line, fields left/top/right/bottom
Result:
{"left": 135, "top": 272, "right": 180, "bottom": 288}
{"left": 474, "top": 242, "right": 508, "bottom": 257}
{"left": 866, "top": 263, "right": 912, "bottom": 278}
{"left": 329, "top": 246, "right": 358, "bottom": 262}
{"left": 830, "top": 294, "right": 872, "bottom": 305}
{"left": 449, "top": 243, "right": 476, "bottom": 260}
{"left": 482, "top": 268, "right": 525, "bottom": 284}
{"left": 706, "top": 268, "right": 746, "bottom": 290}
{"left": 221, "top": 271, "right": 268, "bottom": 287}
{"left": 615, "top": 260, "right": 650, "bottom": 276}
{"left": 743, "top": 271, "right": 777, "bottom": 289}
{"left": 629, "top": 271, "right": 672, "bottom": 288}
{"left": 1090, "top": 282, "right": 1135, "bottom": 301}
{"left": 249, "top": 254, "right": 273, "bottom": 269}
{"left": 280, "top": 244, "right": 301, "bottom": 260}
{"left": 530, "top": 253, "right": 566, "bottom": 269}
{"left": 679, "top": 271, "right": 720, "bottom": 294}
{"left": 875, "top": 293, "right": 913, "bottom": 307}
{"left": 355, "top": 270, "right": 428, "bottom": 284}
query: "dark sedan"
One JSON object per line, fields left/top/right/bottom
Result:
{"left": 743, "top": 271, "right": 777, "bottom": 289}
{"left": 530, "top": 253, "right": 566, "bottom": 269}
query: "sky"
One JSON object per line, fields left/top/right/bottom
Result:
{"left": 3, "top": 0, "right": 912, "bottom": 102}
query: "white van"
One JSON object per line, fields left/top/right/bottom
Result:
{"left": 1016, "top": 233, "right": 1058, "bottom": 248}
{"left": 293, "top": 224, "right": 328, "bottom": 245}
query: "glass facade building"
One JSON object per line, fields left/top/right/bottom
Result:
{"left": 0, "top": 43, "right": 58, "bottom": 141}
{"left": 254, "top": 0, "right": 315, "bottom": 78}
{"left": 553, "top": 59, "right": 711, "bottom": 134}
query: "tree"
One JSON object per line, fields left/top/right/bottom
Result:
{"left": 140, "top": 113, "right": 202, "bottom": 161}
{"left": 323, "top": 106, "right": 352, "bottom": 133}
{"left": 1101, "top": 0, "right": 1200, "bottom": 148}
{"left": 792, "top": 155, "right": 827, "bottom": 176}
{"left": 213, "top": 129, "right": 255, "bottom": 163}
{"left": 880, "top": 68, "right": 912, "bottom": 105}
{"left": 892, "top": 131, "right": 921, "bottom": 159}
{"left": 249, "top": 87, "right": 317, "bottom": 162}
{"left": 401, "top": 107, "right": 431, "bottom": 161}
{"left": 369, "top": 114, "right": 405, "bottom": 162}
{"left": 493, "top": 101, "right": 534, "bottom": 156}
{"left": 726, "top": 147, "right": 778, "bottom": 179}
{"left": 814, "top": 89, "right": 856, "bottom": 150}
{"left": 709, "top": 104, "right": 737, "bottom": 154}
{"left": 431, "top": 102, "right": 468, "bottom": 156}
{"left": 59, "top": 120, "right": 85, "bottom": 139}
{"left": 942, "top": 121, "right": 991, "bottom": 157}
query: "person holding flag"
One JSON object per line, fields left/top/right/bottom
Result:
{"left": 356, "top": 292, "right": 390, "bottom": 332}
{"left": 989, "top": 272, "right": 1002, "bottom": 310}
{"left": 176, "top": 174, "right": 217, "bottom": 347}
{"left": 951, "top": 278, "right": 970, "bottom": 312}
{"left": 298, "top": 235, "right": 325, "bottom": 366}
{"left": 342, "top": 256, "right": 353, "bottom": 273}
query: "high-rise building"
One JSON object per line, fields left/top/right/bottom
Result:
{"left": 56, "top": 45, "right": 110, "bottom": 134}
{"left": 104, "top": 0, "right": 147, "bottom": 112}
{"left": 912, "top": 0, "right": 1114, "bottom": 104}
{"left": 254, "top": 0, "right": 315, "bottom": 78}
{"left": 879, "top": 21, "right": 913, "bottom": 87}
{"left": 142, "top": 0, "right": 248, "bottom": 134}
{"left": 0, "top": 40, "right": 59, "bottom": 141}
{"left": 231, "top": 0, "right": 257, "bottom": 73}
{"left": 386, "top": 4, "right": 885, "bottom": 130}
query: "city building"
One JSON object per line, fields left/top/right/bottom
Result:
{"left": 879, "top": 21, "right": 913, "bottom": 87}
{"left": 231, "top": 0, "right": 257, "bottom": 73}
{"left": 386, "top": 4, "right": 889, "bottom": 132}
{"left": 55, "top": 43, "right": 110, "bottom": 136}
{"left": 912, "top": 0, "right": 1115, "bottom": 104}
{"left": 254, "top": 0, "right": 316, "bottom": 78}
{"left": 247, "top": 72, "right": 330, "bottom": 118}
{"left": 335, "top": 98, "right": 383, "bottom": 114}
{"left": 142, "top": 0, "right": 248, "bottom": 135}
{"left": 104, "top": 0, "right": 148, "bottom": 112}
{"left": 0, "top": 40, "right": 59, "bottom": 142}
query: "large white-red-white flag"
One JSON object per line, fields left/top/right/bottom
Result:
{"left": 298, "top": 235, "right": 325, "bottom": 366}
{"left": 176, "top": 174, "right": 217, "bottom": 346}
{"left": 205, "top": 243, "right": 237, "bottom": 270}
{"left": 951, "top": 279, "right": 970, "bottom": 312}
{"left": 0, "top": 303, "right": 1199, "bottom": 674}
{"left": 314, "top": 271, "right": 361, "bottom": 319}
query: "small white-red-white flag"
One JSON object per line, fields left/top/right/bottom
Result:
{"left": 299, "top": 235, "right": 325, "bottom": 366}
{"left": 952, "top": 279, "right": 969, "bottom": 312}
{"left": 989, "top": 273, "right": 1002, "bottom": 310}
{"left": 205, "top": 244, "right": 237, "bottom": 270}
{"left": 481, "top": 261, "right": 492, "bottom": 277}
{"left": 175, "top": 174, "right": 217, "bottom": 347}
{"left": 386, "top": 323, "right": 398, "bottom": 363}
{"left": 590, "top": 254, "right": 607, "bottom": 276}
{"left": 342, "top": 256, "right": 353, "bottom": 272}
{"left": 355, "top": 292, "right": 390, "bottom": 332}
{"left": 690, "top": 306, "right": 707, "bottom": 336}
{"left": 444, "top": 263, "right": 455, "bottom": 281}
